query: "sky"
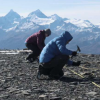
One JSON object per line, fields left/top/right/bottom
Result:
{"left": 0, "top": 0, "right": 100, "bottom": 24}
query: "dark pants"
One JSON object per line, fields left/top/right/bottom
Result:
{"left": 39, "top": 55, "right": 69, "bottom": 78}
{"left": 26, "top": 43, "right": 41, "bottom": 60}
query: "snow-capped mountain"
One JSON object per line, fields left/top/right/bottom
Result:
{"left": 64, "top": 19, "right": 94, "bottom": 28}
{"left": 63, "top": 18, "right": 69, "bottom": 21}
{"left": 49, "top": 19, "right": 78, "bottom": 34}
{"left": 0, "top": 16, "right": 11, "bottom": 29}
{"left": 0, "top": 9, "right": 100, "bottom": 54}
{"left": 49, "top": 14, "right": 62, "bottom": 20}
{"left": 96, "top": 23, "right": 100, "bottom": 28}
{"left": 27, "top": 16, "right": 54, "bottom": 26}
{"left": 12, "top": 19, "right": 45, "bottom": 32}
{"left": 0, "top": 28, "right": 6, "bottom": 39}
{"left": 5, "top": 9, "right": 21, "bottom": 23}
{"left": 28, "top": 9, "right": 47, "bottom": 18}
{"left": 0, "top": 10, "right": 21, "bottom": 30}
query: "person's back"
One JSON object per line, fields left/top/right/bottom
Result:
{"left": 39, "top": 31, "right": 73, "bottom": 63}
{"left": 25, "top": 30, "right": 45, "bottom": 47}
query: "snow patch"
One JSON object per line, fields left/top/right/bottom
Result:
{"left": 0, "top": 50, "right": 19, "bottom": 54}
{"left": 30, "top": 17, "right": 54, "bottom": 25}
{"left": 13, "top": 21, "right": 19, "bottom": 24}
{"left": 64, "top": 19, "right": 93, "bottom": 28}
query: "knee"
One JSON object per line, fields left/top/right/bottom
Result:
{"left": 25, "top": 43, "right": 28, "bottom": 47}
{"left": 61, "top": 55, "right": 69, "bottom": 60}
{"left": 25, "top": 43, "right": 30, "bottom": 49}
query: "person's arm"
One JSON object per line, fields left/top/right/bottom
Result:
{"left": 37, "top": 33, "right": 45, "bottom": 51}
{"left": 43, "top": 42, "right": 45, "bottom": 47}
{"left": 67, "top": 60, "right": 73, "bottom": 66}
{"left": 67, "top": 60, "right": 81, "bottom": 66}
{"left": 56, "top": 40, "right": 72, "bottom": 55}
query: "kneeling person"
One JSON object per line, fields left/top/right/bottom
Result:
{"left": 25, "top": 29, "right": 51, "bottom": 62}
{"left": 38, "top": 31, "right": 80, "bottom": 79}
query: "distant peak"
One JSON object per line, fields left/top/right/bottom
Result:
{"left": 50, "top": 14, "right": 62, "bottom": 20}
{"left": 5, "top": 9, "right": 21, "bottom": 19}
{"left": 51, "top": 14, "right": 59, "bottom": 17}
{"left": 10, "top": 9, "right": 13, "bottom": 11}
{"left": 28, "top": 9, "right": 47, "bottom": 18}
{"left": 53, "top": 14, "right": 58, "bottom": 16}
{"left": 7, "top": 9, "right": 19, "bottom": 15}
{"left": 35, "top": 9, "right": 41, "bottom": 12}
{"left": 32, "top": 9, "right": 42, "bottom": 14}
{"left": 9, "top": 9, "right": 14, "bottom": 13}
{"left": 7, "top": 9, "right": 17, "bottom": 15}
{"left": 84, "top": 20, "right": 90, "bottom": 22}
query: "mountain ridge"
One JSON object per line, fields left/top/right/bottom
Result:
{"left": 0, "top": 9, "right": 100, "bottom": 54}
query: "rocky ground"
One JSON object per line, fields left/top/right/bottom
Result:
{"left": 0, "top": 50, "right": 100, "bottom": 100}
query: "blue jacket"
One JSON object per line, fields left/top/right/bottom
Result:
{"left": 39, "top": 31, "right": 73, "bottom": 65}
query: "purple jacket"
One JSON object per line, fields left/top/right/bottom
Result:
{"left": 25, "top": 30, "right": 45, "bottom": 51}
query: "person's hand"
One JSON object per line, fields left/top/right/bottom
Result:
{"left": 72, "top": 61, "right": 81, "bottom": 66}
{"left": 72, "top": 51, "right": 77, "bottom": 56}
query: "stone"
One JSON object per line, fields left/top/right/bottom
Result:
{"left": 86, "top": 91, "right": 97, "bottom": 96}
{"left": 21, "top": 89, "right": 31, "bottom": 95}
{"left": 39, "top": 95, "right": 49, "bottom": 100}
{"left": 7, "top": 87, "right": 19, "bottom": 93}
{"left": 0, "top": 94, "right": 9, "bottom": 99}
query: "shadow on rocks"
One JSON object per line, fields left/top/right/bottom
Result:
{"left": 60, "top": 76, "right": 100, "bottom": 83}
{"left": 60, "top": 76, "right": 83, "bottom": 83}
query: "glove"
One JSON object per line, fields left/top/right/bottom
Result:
{"left": 72, "top": 61, "right": 81, "bottom": 66}
{"left": 72, "top": 51, "right": 77, "bottom": 56}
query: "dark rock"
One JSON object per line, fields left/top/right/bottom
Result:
{"left": 50, "top": 97, "right": 62, "bottom": 100}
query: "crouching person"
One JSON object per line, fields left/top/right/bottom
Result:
{"left": 25, "top": 29, "right": 51, "bottom": 62}
{"left": 37, "top": 31, "right": 81, "bottom": 80}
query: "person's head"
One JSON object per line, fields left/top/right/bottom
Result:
{"left": 45, "top": 29, "right": 51, "bottom": 37}
{"left": 66, "top": 39, "right": 72, "bottom": 44}
{"left": 60, "top": 31, "right": 73, "bottom": 45}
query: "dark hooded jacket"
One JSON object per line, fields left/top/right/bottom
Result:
{"left": 39, "top": 31, "right": 73, "bottom": 65}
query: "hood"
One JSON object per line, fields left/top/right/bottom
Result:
{"left": 60, "top": 31, "right": 73, "bottom": 43}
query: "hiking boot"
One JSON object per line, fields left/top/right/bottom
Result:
{"left": 25, "top": 58, "right": 34, "bottom": 63}
{"left": 37, "top": 70, "right": 49, "bottom": 80}
{"left": 49, "top": 70, "right": 64, "bottom": 80}
{"left": 37, "top": 70, "right": 42, "bottom": 79}
{"left": 36, "top": 58, "right": 39, "bottom": 64}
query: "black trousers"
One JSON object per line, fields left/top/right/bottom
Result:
{"left": 39, "top": 55, "right": 69, "bottom": 77}
{"left": 26, "top": 43, "right": 41, "bottom": 60}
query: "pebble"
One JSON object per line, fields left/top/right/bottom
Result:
{"left": 86, "top": 91, "right": 97, "bottom": 96}
{"left": 39, "top": 95, "right": 49, "bottom": 100}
